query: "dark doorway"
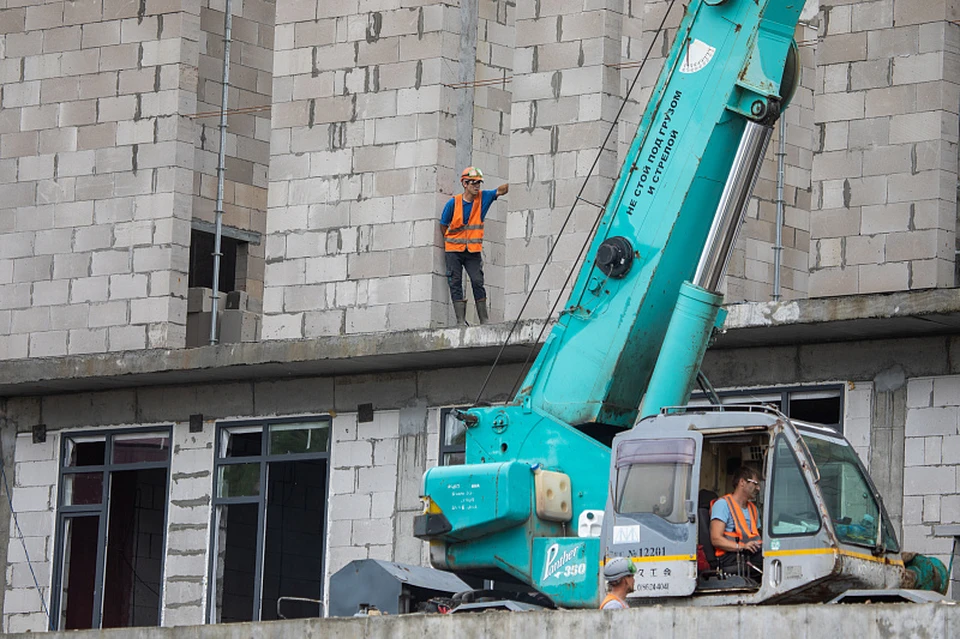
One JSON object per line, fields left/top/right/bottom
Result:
{"left": 261, "top": 460, "right": 327, "bottom": 620}
{"left": 102, "top": 469, "right": 167, "bottom": 628}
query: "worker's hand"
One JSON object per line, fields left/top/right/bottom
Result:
{"left": 743, "top": 540, "right": 762, "bottom": 553}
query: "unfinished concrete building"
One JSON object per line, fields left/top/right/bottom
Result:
{"left": 1, "top": 0, "right": 959, "bottom": 631}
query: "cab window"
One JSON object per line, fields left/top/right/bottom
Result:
{"left": 769, "top": 436, "right": 820, "bottom": 537}
{"left": 615, "top": 438, "right": 695, "bottom": 524}
{"left": 803, "top": 433, "right": 899, "bottom": 552}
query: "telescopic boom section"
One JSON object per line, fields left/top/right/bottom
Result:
{"left": 517, "top": 0, "right": 803, "bottom": 429}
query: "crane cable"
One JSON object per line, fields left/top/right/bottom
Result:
{"left": 473, "top": 0, "right": 682, "bottom": 407}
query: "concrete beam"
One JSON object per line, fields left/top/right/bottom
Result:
{"left": 3, "top": 289, "right": 960, "bottom": 398}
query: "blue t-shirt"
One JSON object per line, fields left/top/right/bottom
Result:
{"left": 710, "top": 498, "right": 759, "bottom": 534}
{"left": 440, "top": 190, "right": 499, "bottom": 227}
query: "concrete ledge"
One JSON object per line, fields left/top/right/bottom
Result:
{"left": 720, "top": 288, "right": 960, "bottom": 348}
{"left": 3, "top": 289, "right": 960, "bottom": 397}
{"left": 7, "top": 602, "right": 960, "bottom": 638}
{"left": 0, "top": 322, "right": 547, "bottom": 397}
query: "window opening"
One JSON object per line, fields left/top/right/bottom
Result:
{"left": 690, "top": 385, "right": 844, "bottom": 433}
{"left": 210, "top": 417, "right": 330, "bottom": 623}
{"left": 52, "top": 429, "right": 172, "bottom": 631}
{"left": 439, "top": 408, "right": 467, "bottom": 466}
{"left": 189, "top": 229, "right": 241, "bottom": 293}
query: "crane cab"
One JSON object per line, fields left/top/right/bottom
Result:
{"left": 601, "top": 406, "right": 905, "bottom": 605}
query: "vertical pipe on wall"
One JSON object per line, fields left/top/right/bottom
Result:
{"left": 210, "top": 0, "right": 234, "bottom": 345}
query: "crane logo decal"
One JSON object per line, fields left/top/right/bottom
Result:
{"left": 542, "top": 542, "right": 587, "bottom": 582}
{"left": 680, "top": 39, "right": 715, "bottom": 74}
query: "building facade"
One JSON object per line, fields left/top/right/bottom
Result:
{"left": 1, "top": 0, "right": 960, "bottom": 631}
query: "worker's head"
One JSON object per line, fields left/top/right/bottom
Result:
{"left": 603, "top": 556, "right": 636, "bottom": 591}
{"left": 460, "top": 166, "right": 484, "bottom": 193}
{"left": 734, "top": 466, "right": 762, "bottom": 498}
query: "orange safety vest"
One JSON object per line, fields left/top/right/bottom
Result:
{"left": 444, "top": 194, "right": 484, "bottom": 252}
{"left": 713, "top": 495, "right": 760, "bottom": 557}
{"left": 599, "top": 593, "right": 627, "bottom": 610}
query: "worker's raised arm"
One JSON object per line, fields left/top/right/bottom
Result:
{"left": 496, "top": 183, "right": 509, "bottom": 197}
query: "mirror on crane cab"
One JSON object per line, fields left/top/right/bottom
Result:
{"left": 602, "top": 406, "right": 903, "bottom": 605}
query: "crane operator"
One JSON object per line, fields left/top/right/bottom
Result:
{"left": 710, "top": 466, "right": 763, "bottom": 577}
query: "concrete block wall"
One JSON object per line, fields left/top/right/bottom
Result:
{"left": 504, "top": 0, "right": 625, "bottom": 320}
{"left": 261, "top": 2, "right": 464, "bottom": 339}
{"left": 192, "top": 0, "right": 274, "bottom": 302}
{"left": 0, "top": 0, "right": 204, "bottom": 359}
{"left": 3, "top": 431, "right": 57, "bottom": 634}
{"left": 903, "top": 375, "right": 960, "bottom": 578}
{"left": 809, "top": 0, "right": 959, "bottom": 296}
{"left": 326, "top": 411, "right": 401, "bottom": 579}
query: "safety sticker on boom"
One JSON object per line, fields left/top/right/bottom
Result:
{"left": 680, "top": 39, "right": 715, "bottom": 74}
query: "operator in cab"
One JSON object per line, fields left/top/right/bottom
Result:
{"left": 710, "top": 466, "right": 763, "bottom": 577}
{"left": 599, "top": 557, "right": 636, "bottom": 609}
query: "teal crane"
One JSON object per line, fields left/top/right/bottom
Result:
{"left": 416, "top": 0, "right": 806, "bottom": 607}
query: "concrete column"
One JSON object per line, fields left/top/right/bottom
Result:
{"left": 810, "top": 0, "right": 959, "bottom": 296}
{"left": 870, "top": 367, "right": 907, "bottom": 539}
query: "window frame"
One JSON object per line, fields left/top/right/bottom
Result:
{"left": 207, "top": 415, "right": 332, "bottom": 624}
{"left": 691, "top": 384, "right": 845, "bottom": 433}
{"left": 439, "top": 407, "right": 468, "bottom": 466}
{"left": 767, "top": 434, "right": 822, "bottom": 539}
{"left": 51, "top": 426, "right": 173, "bottom": 631}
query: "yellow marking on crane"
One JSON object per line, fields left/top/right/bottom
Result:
{"left": 766, "top": 547, "right": 903, "bottom": 567}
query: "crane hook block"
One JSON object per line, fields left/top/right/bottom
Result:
{"left": 596, "top": 236, "right": 634, "bottom": 279}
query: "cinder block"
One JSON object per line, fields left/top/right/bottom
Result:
{"left": 903, "top": 466, "right": 957, "bottom": 495}
{"left": 186, "top": 287, "right": 225, "bottom": 313}
{"left": 933, "top": 376, "right": 960, "bottom": 407}
{"left": 80, "top": 21, "right": 120, "bottom": 48}
{"left": 925, "top": 436, "right": 943, "bottom": 465}
{"left": 29, "top": 330, "right": 68, "bottom": 357}
{"left": 68, "top": 327, "right": 108, "bottom": 354}
{"left": 89, "top": 300, "right": 128, "bottom": 328}
{"left": 185, "top": 311, "right": 218, "bottom": 347}
{"left": 91, "top": 249, "right": 131, "bottom": 276}
{"left": 108, "top": 273, "right": 148, "bottom": 299}
{"left": 907, "top": 378, "right": 935, "bottom": 409}
{"left": 351, "top": 517, "right": 393, "bottom": 546}
{"left": 219, "top": 309, "right": 260, "bottom": 343}
{"left": 329, "top": 492, "right": 370, "bottom": 520}
{"left": 108, "top": 324, "right": 147, "bottom": 350}
{"left": 31, "top": 280, "right": 69, "bottom": 306}
{"left": 70, "top": 276, "right": 109, "bottom": 303}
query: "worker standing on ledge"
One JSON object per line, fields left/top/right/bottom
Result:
{"left": 440, "top": 167, "right": 509, "bottom": 326}
{"left": 599, "top": 557, "right": 636, "bottom": 609}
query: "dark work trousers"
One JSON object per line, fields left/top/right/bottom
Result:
{"left": 445, "top": 250, "right": 486, "bottom": 302}
{"left": 718, "top": 548, "right": 763, "bottom": 578}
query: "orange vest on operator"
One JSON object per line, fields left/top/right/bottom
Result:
{"left": 599, "top": 593, "right": 627, "bottom": 610}
{"left": 713, "top": 495, "right": 760, "bottom": 557}
{"left": 443, "top": 194, "right": 484, "bottom": 253}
